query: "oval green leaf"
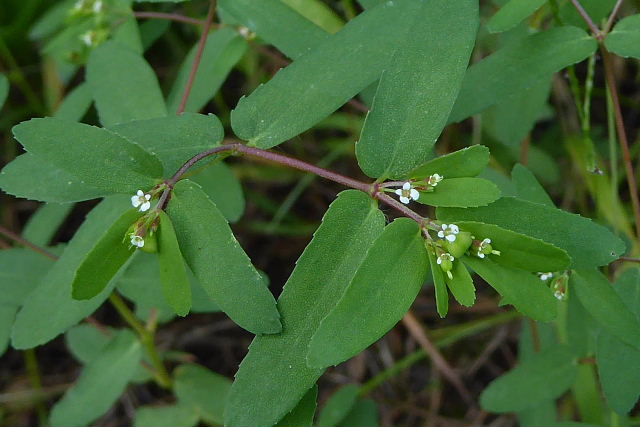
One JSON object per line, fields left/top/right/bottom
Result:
{"left": 225, "top": 190, "right": 384, "bottom": 427}
{"left": 167, "top": 179, "right": 280, "bottom": 334}
{"left": 605, "top": 14, "right": 640, "bottom": 58}
{"left": 12, "top": 196, "right": 132, "bottom": 349}
{"left": 355, "top": 0, "right": 478, "bottom": 179}
{"left": 427, "top": 248, "right": 449, "bottom": 318}
{"left": 307, "top": 218, "right": 429, "bottom": 368}
{"left": 87, "top": 41, "right": 167, "bottom": 127}
{"left": 317, "top": 384, "right": 360, "bottom": 427}
{"left": 454, "top": 221, "right": 570, "bottom": 272}
{"left": 406, "top": 145, "right": 490, "bottom": 180}
{"left": 462, "top": 257, "right": 557, "bottom": 321}
{"left": 445, "top": 259, "right": 476, "bottom": 307}
{"left": 596, "top": 331, "right": 640, "bottom": 415}
{"left": 71, "top": 208, "right": 140, "bottom": 300}
{"left": 487, "top": 0, "right": 547, "bottom": 33}
{"left": 157, "top": 211, "right": 191, "bottom": 316}
{"left": 50, "top": 330, "right": 142, "bottom": 427}
{"left": 480, "top": 345, "right": 577, "bottom": 412}
{"left": 275, "top": 386, "right": 318, "bottom": 427}
{"left": 12, "top": 118, "right": 163, "bottom": 194}
{"left": 437, "top": 197, "right": 626, "bottom": 269}
{"left": 572, "top": 269, "right": 640, "bottom": 351}
{"left": 174, "top": 364, "right": 231, "bottom": 425}
{"left": 416, "top": 177, "right": 500, "bottom": 208}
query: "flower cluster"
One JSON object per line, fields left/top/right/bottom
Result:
{"left": 437, "top": 224, "right": 459, "bottom": 242}
{"left": 436, "top": 252, "right": 455, "bottom": 279}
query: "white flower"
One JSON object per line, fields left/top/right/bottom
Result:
{"left": 427, "top": 173, "right": 443, "bottom": 187}
{"left": 80, "top": 31, "right": 94, "bottom": 47}
{"left": 538, "top": 272, "right": 553, "bottom": 281}
{"left": 72, "top": 0, "right": 86, "bottom": 11}
{"left": 92, "top": 0, "right": 103, "bottom": 13}
{"left": 477, "top": 238, "right": 491, "bottom": 258}
{"left": 436, "top": 252, "right": 454, "bottom": 265}
{"left": 395, "top": 182, "right": 420, "bottom": 205}
{"left": 130, "top": 234, "right": 144, "bottom": 248}
{"left": 131, "top": 190, "right": 152, "bottom": 212}
{"left": 437, "top": 223, "right": 459, "bottom": 242}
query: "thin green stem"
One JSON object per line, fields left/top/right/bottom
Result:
{"left": 606, "top": 85, "right": 619, "bottom": 210}
{"left": 108, "top": 293, "right": 172, "bottom": 389}
{"left": 24, "top": 349, "right": 47, "bottom": 426}
{"left": 0, "top": 35, "right": 44, "bottom": 115}
{"left": 582, "top": 53, "right": 596, "bottom": 135}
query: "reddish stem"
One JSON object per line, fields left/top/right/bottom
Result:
{"left": 0, "top": 225, "right": 57, "bottom": 260}
{"left": 133, "top": 12, "right": 205, "bottom": 26}
{"left": 176, "top": 0, "right": 218, "bottom": 114}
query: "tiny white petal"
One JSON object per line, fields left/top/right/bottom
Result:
{"left": 395, "top": 189, "right": 403, "bottom": 196}
{"left": 478, "top": 252, "right": 485, "bottom": 258}
{"left": 446, "top": 234, "right": 456, "bottom": 242}
{"left": 145, "top": 194, "right": 151, "bottom": 200}
{"left": 140, "top": 201, "right": 151, "bottom": 212}
{"left": 437, "top": 257, "right": 442, "bottom": 265}
{"left": 441, "top": 224, "right": 448, "bottom": 230}
{"left": 131, "top": 196, "right": 141, "bottom": 207}
{"left": 399, "top": 196, "right": 410, "bottom": 204}
{"left": 410, "top": 189, "right": 419, "bottom": 200}
{"left": 402, "top": 182, "right": 411, "bottom": 190}
{"left": 437, "top": 231, "right": 445, "bottom": 238}
{"left": 137, "top": 190, "right": 144, "bottom": 196}
{"left": 449, "top": 224, "right": 459, "bottom": 234}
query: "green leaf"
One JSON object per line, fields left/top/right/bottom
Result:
{"left": 307, "top": 218, "right": 428, "bottom": 368}
{"left": 167, "top": 28, "right": 247, "bottom": 113}
{"left": 218, "top": 0, "right": 328, "bottom": 59}
{"left": 174, "top": 364, "right": 231, "bottom": 425}
{"left": 0, "top": 153, "right": 107, "bottom": 203}
{"left": 225, "top": 190, "right": 384, "bottom": 427}
{"left": 615, "top": 268, "right": 640, "bottom": 318}
{"left": 437, "top": 197, "right": 626, "bottom": 269}
{"left": 72, "top": 209, "right": 140, "bottom": 300}
{"left": 449, "top": 27, "right": 597, "bottom": 123}
{"left": 134, "top": 404, "right": 199, "bottom": 427}
{"left": 596, "top": 331, "right": 640, "bottom": 415}
{"left": 12, "top": 118, "right": 163, "bottom": 193}
{"left": 417, "top": 178, "right": 500, "bottom": 208}
{"left": 340, "top": 399, "right": 379, "bottom": 427}
{"left": 23, "top": 203, "right": 74, "bottom": 246}
{"left": 487, "top": 0, "right": 546, "bottom": 33}
{"left": 12, "top": 196, "right": 131, "bottom": 349}
{"left": 462, "top": 257, "right": 557, "bottom": 321}
{"left": 406, "top": 145, "right": 490, "bottom": 180}
{"left": 317, "top": 384, "right": 360, "bottom": 427}
{"left": 0, "top": 248, "right": 56, "bottom": 306}
{"left": 0, "top": 73, "right": 8, "bottom": 109}
{"left": 280, "top": 0, "right": 343, "bottom": 34}
{"left": 445, "top": 259, "right": 475, "bottom": 307}
{"left": 191, "top": 161, "right": 245, "bottom": 223}
{"left": 110, "top": 113, "right": 223, "bottom": 177}
{"left": 87, "top": 41, "right": 167, "bottom": 127}
{"left": 167, "top": 179, "right": 280, "bottom": 334}
{"left": 231, "top": 0, "right": 446, "bottom": 149}
{"left": 157, "top": 211, "right": 191, "bottom": 316}
{"left": 354, "top": 0, "right": 478, "bottom": 179}
{"left": 480, "top": 345, "right": 577, "bottom": 412}
{"left": 572, "top": 269, "right": 640, "bottom": 350}
{"left": 511, "top": 164, "right": 554, "bottom": 207}
{"left": 427, "top": 248, "right": 449, "bottom": 317}
{"left": 454, "top": 221, "right": 570, "bottom": 272}
{"left": 50, "top": 329, "right": 142, "bottom": 427}
{"left": 29, "top": 0, "right": 74, "bottom": 40}
{"left": 65, "top": 323, "right": 114, "bottom": 365}
{"left": 605, "top": 14, "right": 640, "bottom": 59}
{"left": 483, "top": 77, "right": 551, "bottom": 147}
{"left": 275, "top": 386, "right": 318, "bottom": 427}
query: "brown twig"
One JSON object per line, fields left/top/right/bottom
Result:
{"left": 176, "top": 0, "right": 218, "bottom": 114}
{"left": 604, "top": 0, "right": 625, "bottom": 33}
{"left": 619, "top": 256, "right": 640, "bottom": 263}
{"left": 600, "top": 47, "right": 640, "bottom": 242}
{"left": 401, "top": 310, "right": 476, "bottom": 407}
{"left": 0, "top": 225, "right": 57, "bottom": 260}
{"left": 133, "top": 11, "right": 205, "bottom": 26}
{"left": 568, "top": 0, "right": 603, "bottom": 39}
